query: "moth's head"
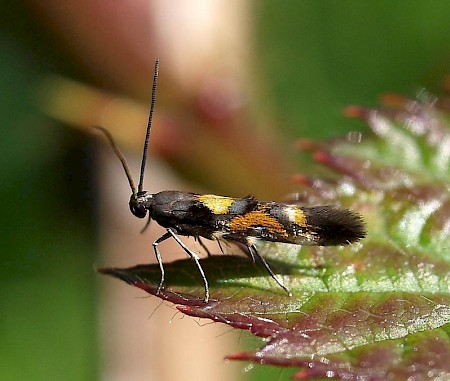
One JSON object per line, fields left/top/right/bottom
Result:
{"left": 129, "top": 192, "right": 152, "bottom": 219}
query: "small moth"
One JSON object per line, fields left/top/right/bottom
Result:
{"left": 96, "top": 59, "right": 366, "bottom": 302}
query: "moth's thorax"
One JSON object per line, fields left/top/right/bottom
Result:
{"left": 150, "top": 191, "right": 196, "bottom": 219}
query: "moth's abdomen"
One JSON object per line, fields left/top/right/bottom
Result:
{"left": 225, "top": 202, "right": 365, "bottom": 246}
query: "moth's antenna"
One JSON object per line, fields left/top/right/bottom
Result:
{"left": 138, "top": 58, "right": 160, "bottom": 194}
{"left": 93, "top": 126, "right": 137, "bottom": 196}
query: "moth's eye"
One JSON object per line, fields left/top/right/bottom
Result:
{"left": 131, "top": 203, "right": 147, "bottom": 218}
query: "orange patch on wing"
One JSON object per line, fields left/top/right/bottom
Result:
{"left": 228, "top": 209, "right": 288, "bottom": 236}
{"left": 198, "top": 194, "right": 235, "bottom": 214}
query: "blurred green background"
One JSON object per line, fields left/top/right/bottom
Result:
{"left": 1, "top": 2, "right": 450, "bottom": 381}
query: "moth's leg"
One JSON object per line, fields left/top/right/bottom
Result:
{"left": 140, "top": 215, "right": 152, "bottom": 234}
{"left": 248, "top": 244, "right": 292, "bottom": 297}
{"left": 223, "top": 235, "right": 256, "bottom": 262}
{"left": 240, "top": 242, "right": 256, "bottom": 263}
{"left": 167, "top": 228, "right": 210, "bottom": 303}
{"left": 246, "top": 245, "right": 256, "bottom": 263}
{"left": 216, "top": 239, "right": 226, "bottom": 255}
{"left": 152, "top": 231, "right": 172, "bottom": 294}
{"left": 197, "top": 237, "right": 212, "bottom": 257}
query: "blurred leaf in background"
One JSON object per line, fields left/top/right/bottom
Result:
{"left": 256, "top": 1, "right": 450, "bottom": 139}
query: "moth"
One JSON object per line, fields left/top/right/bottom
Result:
{"left": 96, "top": 59, "right": 366, "bottom": 302}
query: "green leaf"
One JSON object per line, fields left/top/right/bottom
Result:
{"left": 100, "top": 96, "right": 450, "bottom": 379}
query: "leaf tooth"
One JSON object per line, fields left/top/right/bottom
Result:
{"left": 312, "top": 150, "right": 377, "bottom": 190}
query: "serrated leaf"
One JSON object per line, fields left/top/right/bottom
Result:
{"left": 100, "top": 96, "right": 450, "bottom": 379}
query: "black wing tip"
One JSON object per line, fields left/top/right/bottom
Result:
{"left": 305, "top": 205, "right": 366, "bottom": 246}
{"left": 337, "top": 209, "right": 366, "bottom": 245}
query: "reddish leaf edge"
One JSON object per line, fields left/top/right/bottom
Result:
{"left": 98, "top": 265, "right": 214, "bottom": 307}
